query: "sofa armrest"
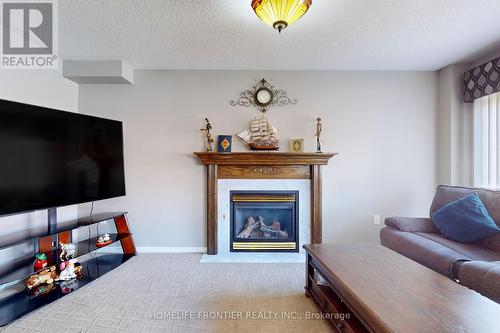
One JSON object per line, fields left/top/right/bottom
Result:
{"left": 458, "top": 261, "right": 500, "bottom": 303}
{"left": 384, "top": 217, "right": 437, "bottom": 233}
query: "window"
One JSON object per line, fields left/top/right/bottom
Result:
{"left": 474, "top": 92, "right": 500, "bottom": 187}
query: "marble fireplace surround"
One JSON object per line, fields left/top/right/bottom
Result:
{"left": 194, "top": 152, "right": 336, "bottom": 262}
{"left": 201, "top": 179, "right": 310, "bottom": 262}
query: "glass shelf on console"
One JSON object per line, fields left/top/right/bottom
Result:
{"left": 76, "top": 233, "right": 131, "bottom": 256}
{"left": 0, "top": 228, "right": 129, "bottom": 288}
{"left": 0, "top": 250, "right": 58, "bottom": 287}
{"left": 0, "top": 253, "right": 133, "bottom": 327}
{"left": 0, "top": 212, "right": 128, "bottom": 252}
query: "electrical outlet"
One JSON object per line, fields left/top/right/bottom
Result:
{"left": 373, "top": 215, "right": 381, "bottom": 225}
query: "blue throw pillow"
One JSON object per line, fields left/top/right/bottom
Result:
{"left": 431, "top": 193, "right": 500, "bottom": 243}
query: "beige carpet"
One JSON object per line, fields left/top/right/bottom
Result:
{"left": 3, "top": 253, "right": 330, "bottom": 332}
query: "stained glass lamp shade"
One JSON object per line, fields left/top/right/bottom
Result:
{"left": 251, "top": 0, "right": 312, "bottom": 33}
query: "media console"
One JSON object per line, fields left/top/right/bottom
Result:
{"left": 0, "top": 212, "right": 136, "bottom": 326}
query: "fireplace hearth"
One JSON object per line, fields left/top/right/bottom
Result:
{"left": 230, "top": 191, "right": 299, "bottom": 252}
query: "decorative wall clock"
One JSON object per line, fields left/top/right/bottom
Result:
{"left": 230, "top": 78, "right": 298, "bottom": 113}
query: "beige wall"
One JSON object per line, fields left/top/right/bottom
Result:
{"left": 78, "top": 70, "right": 438, "bottom": 248}
{"left": 437, "top": 64, "right": 473, "bottom": 187}
{"left": 0, "top": 70, "right": 78, "bottom": 111}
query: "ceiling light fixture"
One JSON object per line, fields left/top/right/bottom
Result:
{"left": 251, "top": 0, "right": 312, "bottom": 33}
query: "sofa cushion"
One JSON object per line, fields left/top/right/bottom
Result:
{"left": 415, "top": 232, "right": 500, "bottom": 261}
{"left": 431, "top": 193, "right": 500, "bottom": 243}
{"left": 380, "top": 227, "right": 471, "bottom": 278}
{"left": 480, "top": 233, "right": 500, "bottom": 252}
{"left": 385, "top": 217, "right": 437, "bottom": 233}
{"left": 458, "top": 261, "right": 500, "bottom": 303}
{"left": 430, "top": 185, "right": 500, "bottom": 227}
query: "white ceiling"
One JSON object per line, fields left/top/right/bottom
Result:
{"left": 59, "top": 0, "right": 500, "bottom": 70}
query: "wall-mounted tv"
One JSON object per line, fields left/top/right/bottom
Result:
{"left": 0, "top": 99, "right": 126, "bottom": 216}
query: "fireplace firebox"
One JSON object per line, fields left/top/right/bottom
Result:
{"left": 230, "top": 191, "right": 299, "bottom": 252}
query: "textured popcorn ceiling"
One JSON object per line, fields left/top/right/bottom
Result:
{"left": 59, "top": 0, "right": 500, "bottom": 70}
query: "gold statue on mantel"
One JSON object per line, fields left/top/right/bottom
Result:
{"left": 200, "top": 118, "right": 214, "bottom": 152}
{"left": 315, "top": 117, "right": 323, "bottom": 153}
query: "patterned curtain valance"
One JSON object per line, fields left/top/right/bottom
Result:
{"left": 464, "top": 56, "right": 500, "bottom": 103}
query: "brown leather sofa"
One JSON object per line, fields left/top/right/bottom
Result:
{"left": 380, "top": 185, "right": 500, "bottom": 303}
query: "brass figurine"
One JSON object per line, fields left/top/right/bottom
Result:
{"left": 315, "top": 117, "right": 323, "bottom": 153}
{"left": 200, "top": 118, "right": 215, "bottom": 152}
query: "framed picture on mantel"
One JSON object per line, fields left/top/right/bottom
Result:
{"left": 290, "top": 139, "right": 304, "bottom": 153}
{"left": 217, "top": 135, "right": 232, "bottom": 152}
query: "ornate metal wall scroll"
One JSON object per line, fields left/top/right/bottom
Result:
{"left": 230, "top": 79, "right": 298, "bottom": 113}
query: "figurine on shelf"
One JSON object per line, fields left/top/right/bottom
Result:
{"left": 33, "top": 253, "right": 48, "bottom": 270}
{"left": 200, "top": 118, "right": 215, "bottom": 152}
{"left": 59, "top": 242, "right": 76, "bottom": 262}
{"left": 56, "top": 259, "right": 79, "bottom": 281}
{"left": 55, "top": 242, "right": 82, "bottom": 282}
{"left": 96, "top": 233, "right": 112, "bottom": 247}
{"left": 315, "top": 117, "right": 323, "bottom": 153}
{"left": 26, "top": 266, "right": 57, "bottom": 290}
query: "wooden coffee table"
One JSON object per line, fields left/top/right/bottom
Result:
{"left": 304, "top": 243, "right": 500, "bottom": 333}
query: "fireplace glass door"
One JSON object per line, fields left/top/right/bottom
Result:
{"left": 230, "top": 191, "right": 299, "bottom": 252}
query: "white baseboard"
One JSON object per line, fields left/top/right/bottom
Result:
{"left": 137, "top": 247, "right": 207, "bottom": 253}
{"left": 97, "top": 246, "right": 206, "bottom": 254}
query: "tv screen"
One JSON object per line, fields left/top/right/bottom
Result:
{"left": 0, "top": 99, "right": 126, "bottom": 216}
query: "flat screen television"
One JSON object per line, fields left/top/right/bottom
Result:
{"left": 0, "top": 99, "right": 126, "bottom": 216}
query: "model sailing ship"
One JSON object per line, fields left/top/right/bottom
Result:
{"left": 237, "top": 116, "right": 279, "bottom": 150}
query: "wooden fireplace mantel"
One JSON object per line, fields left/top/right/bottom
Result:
{"left": 194, "top": 152, "right": 337, "bottom": 255}
{"left": 194, "top": 152, "right": 335, "bottom": 165}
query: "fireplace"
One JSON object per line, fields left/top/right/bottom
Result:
{"left": 230, "top": 191, "right": 299, "bottom": 252}
{"left": 194, "top": 152, "right": 335, "bottom": 255}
